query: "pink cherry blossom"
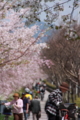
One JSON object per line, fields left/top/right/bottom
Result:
{"left": 0, "top": 2, "right": 47, "bottom": 99}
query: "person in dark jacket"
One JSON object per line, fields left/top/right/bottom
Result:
{"left": 31, "top": 96, "right": 41, "bottom": 120}
{"left": 45, "top": 82, "right": 69, "bottom": 120}
{"left": 21, "top": 93, "right": 29, "bottom": 120}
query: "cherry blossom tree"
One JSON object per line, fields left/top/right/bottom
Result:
{"left": 0, "top": 1, "right": 48, "bottom": 99}
{"left": 0, "top": 42, "right": 47, "bottom": 99}
{"left": 41, "top": 24, "right": 80, "bottom": 102}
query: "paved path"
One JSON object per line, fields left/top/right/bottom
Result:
{"left": 29, "top": 91, "right": 50, "bottom": 120}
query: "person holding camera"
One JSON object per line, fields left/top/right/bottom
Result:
{"left": 2, "top": 93, "right": 23, "bottom": 120}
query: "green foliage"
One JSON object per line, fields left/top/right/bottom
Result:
{"left": 33, "top": 90, "right": 40, "bottom": 98}
{"left": 43, "top": 80, "right": 56, "bottom": 89}
{"left": 0, "top": 114, "right": 13, "bottom": 120}
{"left": 74, "top": 97, "right": 80, "bottom": 107}
{"left": 7, "top": 87, "right": 25, "bottom": 101}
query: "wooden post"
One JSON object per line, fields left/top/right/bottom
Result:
{"left": 68, "top": 91, "right": 70, "bottom": 103}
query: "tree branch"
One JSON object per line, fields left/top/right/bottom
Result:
{"left": 0, "top": 32, "right": 44, "bottom": 66}
{"left": 37, "top": 0, "right": 71, "bottom": 15}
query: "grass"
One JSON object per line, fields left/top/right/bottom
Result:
{"left": 74, "top": 97, "right": 80, "bottom": 107}
{"left": 0, "top": 114, "right": 13, "bottom": 120}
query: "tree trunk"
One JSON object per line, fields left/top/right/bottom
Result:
{"left": 78, "top": 83, "right": 80, "bottom": 97}
{"left": 71, "top": 85, "right": 74, "bottom": 103}
{"left": 78, "top": 69, "right": 80, "bottom": 97}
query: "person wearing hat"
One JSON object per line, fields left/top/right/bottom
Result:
{"left": 25, "top": 88, "right": 32, "bottom": 100}
{"left": 45, "top": 82, "right": 69, "bottom": 120}
{"left": 2, "top": 93, "right": 23, "bottom": 120}
{"left": 25, "top": 88, "right": 33, "bottom": 118}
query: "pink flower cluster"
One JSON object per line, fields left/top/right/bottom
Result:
{"left": 38, "top": 59, "right": 54, "bottom": 68}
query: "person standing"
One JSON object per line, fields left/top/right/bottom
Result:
{"left": 2, "top": 93, "right": 23, "bottom": 120}
{"left": 21, "top": 93, "right": 29, "bottom": 120}
{"left": 45, "top": 82, "right": 69, "bottom": 120}
{"left": 31, "top": 96, "right": 41, "bottom": 120}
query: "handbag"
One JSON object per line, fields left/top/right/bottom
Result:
{"left": 38, "top": 112, "right": 41, "bottom": 118}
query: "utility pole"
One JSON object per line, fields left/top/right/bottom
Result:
{"left": 78, "top": 69, "right": 80, "bottom": 96}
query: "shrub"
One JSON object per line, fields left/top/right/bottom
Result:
{"left": 33, "top": 90, "right": 40, "bottom": 98}
{"left": 43, "top": 80, "right": 56, "bottom": 89}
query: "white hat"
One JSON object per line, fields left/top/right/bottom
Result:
{"left": 25, "top": 88, "right": 30, "bottom": 93}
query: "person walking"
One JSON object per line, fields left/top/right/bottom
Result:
{"left": 35, "top": 83, "right": 40, "bottom": 91}
{"left": 31, "top": 96, "right": 41, "bottom": 120}
{"left": 21, "top": 93, "right": 29, "bottom": 120}
{"left": 2, "top": 93, "right": 23, "bottom": 120}
{"left": 28, "top": 91, "right": 33, "bottom": 116}
{"left": 45, "top": 82, "right": 69, "bottom": 120}
{"left": 40, "top": 86, "right": 45, "bottom": 101}
{"left": 25, "top": 88, "right": 32, "bottom": 100}
{"left": 25, "top": 88, "right": 33, "bottom": 118}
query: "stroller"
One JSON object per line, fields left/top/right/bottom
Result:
{"left": 59, "top": 103, "right": 77, "bottom": 120}
{"left": 0, "top": 100, "right": 12, "bottom": 120}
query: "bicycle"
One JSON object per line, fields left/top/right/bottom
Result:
{"left": 59, "top": 103, "right": 77, "bottom": 120}
{"left": 77, "top": 107, "right": 80, "bottom": 120}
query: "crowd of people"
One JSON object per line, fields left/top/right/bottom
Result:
{"left": 2, "top": 82, "right": 46, "bottom": 120}
{"left": 34, "top": 82, "right": 46, "bottom": 101}
{"left": 2, "top": 82, "right": 71, "bottom": 120}
{"left": 2, "top": 88, "right": 41, "bottom": 120}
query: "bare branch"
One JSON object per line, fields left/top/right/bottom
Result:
{"left": 37, "top": 0, "right": 71, "bottom": 15}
